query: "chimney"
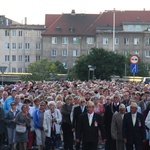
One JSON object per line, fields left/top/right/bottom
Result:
{"left": 71, "top": 10, "right": 75, "bottom": 15}
{"left": 25, "top": 17, "right": 27, "bottom": 25}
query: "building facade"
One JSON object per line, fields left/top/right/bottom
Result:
{"left": 0, "top": 16, "right": 45, "bottom": 72}
{"left": 1, "top": 10, "right": 150, "bottom": 72}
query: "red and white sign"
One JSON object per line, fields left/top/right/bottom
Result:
{"left": 130, "top": 54, "right": 139, "bottom": 64}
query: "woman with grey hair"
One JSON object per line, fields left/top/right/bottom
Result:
{"left": 43, "top": 101, "right": 62, "bottom": 150}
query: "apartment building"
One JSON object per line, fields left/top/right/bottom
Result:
{"left": 1, "top": 10, "right": 150, "bottom": 72}
{"left": 0, "top": 16, "right": 46, "bottom": 72}
{"left": 43, "top": 10, "right": 150, "bottom": 68}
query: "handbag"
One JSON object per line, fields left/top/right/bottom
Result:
{"left": 16, "top": 125, "right": 26, "bottom": 133}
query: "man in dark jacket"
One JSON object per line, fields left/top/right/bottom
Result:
{"left": 122, "top": 102, "right": 146, "bottom": 150}
{"left": 76, "top": 101, "right": 106, "bottom": 150}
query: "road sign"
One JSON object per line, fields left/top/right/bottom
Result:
{"left": 130, "top": 54, "right": 139, "bottom": 64}
{"left": 130, "top": 64, "right": 138, "bottom": 73}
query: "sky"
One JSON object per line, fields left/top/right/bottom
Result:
{"left": 1, "top": 0, "right": 150, "bottom": 25}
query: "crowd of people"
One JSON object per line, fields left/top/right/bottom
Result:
{"left": 0, "top": 80, "right": 150, "bottom": 150}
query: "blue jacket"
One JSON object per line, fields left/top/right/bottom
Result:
{"left": 3, "top": 96, "right": 15, "bottom": 114}
{"left": 33, "top": 109, "right": 45, "bottom": 129}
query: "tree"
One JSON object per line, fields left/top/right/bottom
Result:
{"left": 69, "top": 48, "right": 149, "bottom": 81}
{"left": 21, "top": 59, "right": 67, "bottom": 81}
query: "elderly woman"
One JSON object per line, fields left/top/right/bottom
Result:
{"left": 15, "top": 104, "right": 31, "bottom": 150}
{"left": 43, "top": 101, "right": 62, "bottom": 150}
{"left": 5, "top": 102, "right": 19, "bottom": 150}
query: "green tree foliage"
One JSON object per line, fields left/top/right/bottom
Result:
{"left": 21, "top": 59, "right": 67, "bottom": 81}
{"left": 69, "top": 48, "right": 149, "bottom": 81}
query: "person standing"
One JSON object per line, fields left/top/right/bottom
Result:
{"left": 61, "top": 95, "right": 73, "bottom": 150}
{"left": 76, "top": 101, "right": 106, "bottom": 150}
{"left": 4, "top": 89, "right": 17, "bottom": 114}
{"left": 122, "top": 102, "right": 146, "bottom": 150}
{"left": 5, "top": 102, "right": 19, "bottom": 150}
{"left": 104, "top": 94, "right": 121, "bottom": 150}
{"left": 15, "top": 104, "right": 31, "bottom": 150}
{"left": 72, "top": 97, "right": 87, "bottom": 150}
{"left": 111, "top": 104, "right": 126, "bottom": 150}
{"left": 33, "top": 101, "right": 46, "bottom": 150}
{"left": 0, "top": 106, "right": 5, "bottom": 148}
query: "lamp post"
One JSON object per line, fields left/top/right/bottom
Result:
{"left": 88, "top": 65, "right": 96, "bottom": 80}
{"left": 0, "top": 66, "right": 7, "bottom": 86}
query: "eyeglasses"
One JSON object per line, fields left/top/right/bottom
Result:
{"left": 11, "top": 104, "right": 16, "bottom": 106}
{"left": 81, "top": 101, "right": 86, "bottom": 103}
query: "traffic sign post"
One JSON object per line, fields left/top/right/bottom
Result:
{"left": 130, "top": 54, "right": 140, "bottom": 64}
{"left": 130, "top": 54, "right": 139, "bottom": 81}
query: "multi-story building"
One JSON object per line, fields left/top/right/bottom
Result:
{"left": 0, "top": 16, "right": 46, "bottom": 72}
{"left": 43, "top": 10, "right": 150, "bottom": 69}
{"left": 1, "top": 10, "right": 150, "bottom": 72}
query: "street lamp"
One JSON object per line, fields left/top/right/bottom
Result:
{"left": 88, "top": 65, "right": 96, "bottom": 80}
{"left": 0, "top": 66, "right": 7, "bottom": 86}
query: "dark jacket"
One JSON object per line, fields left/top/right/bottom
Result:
{"left": 76, "top": 113, "right": 106, "bottom": 143}
{"left": 0, "top": 107, "right": 5, "bottom": 134}
{"left": 5, "top": 109, "right": 20, "bottom": 129}
{"left": 61, "top": 103, "right": 73, "bottom": 124}
{"left": 122, "top": 112, "right": 146, "bottom": 144}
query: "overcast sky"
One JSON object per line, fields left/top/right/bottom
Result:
{"left": 1, "top": 0, "right": 150, "bottom": 24}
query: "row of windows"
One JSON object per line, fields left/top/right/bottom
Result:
{"left": 122, "top": 50, "right": 150, "bottom": 57}
{"left": 51, "top": 49, "right": 78, "bottom": 57}
{"left": 4, "top": 43, "right": 41, "bottom": 50}
{"left": 51, "top": 37, "right": 150, "bottom": 45}
{"left": 102, "top": 37, "right": 150, "bottom": 45}
{"left": 5, "top": 30, "right": 41, "bottom": 37}
{"left": 5, "top": 55, "right": 30, "bottom": 62}
{"left": 127, "top": 25, "right": 142, "bottom": 31}
{"left": 51, "top": 37, "right": 94, "bottom": 44}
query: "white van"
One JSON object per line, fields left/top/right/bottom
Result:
{"left": 142, "top": 77, "right": 150, "bottom": 84}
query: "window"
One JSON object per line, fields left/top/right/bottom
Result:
{"left": 145, "top": 38, "right": 150, "bottom": 45}
{"left": 128, "top": 25, "right": 134, "bottom": 31}
{"left": 62, "top": 62, "right": 67, "bottom": 68}
{"left": 62, "top": 49, "right": 67, "bottom": 56}
{"left": 5, "top": 55, "right": 9, "bottom": 61}
{"left": 12, "top": 55, "right": 16, "bottom": 61}
{"left": 18, "top": 43, "right": 23, "bottom": 50}
{"left": 25, "top": 43, "right": 30, "bottom": 50}
{"left": 36, "top": 31, "right": 41, "bottom": 37}
{"left": 5, "top": 43, "right": 9, "bottom": 49}
{"left": 25, "top": 55, "right": 30, "bottom": 62}
{"left": 135, "top": 25, "right": 141, "bottom": 31}
{"left": 134, "top": 38, "right": 139, "bottom": 45}
{"left": 124, "top": 38, "right": 129, "bottom": 45}
{"left": 12, "top": 30, "right": 16, "bottom": 36}
{"left": 5, "top": 30, "right": 9, "bottom": 36}
{"left": 115, "top": 38, "right": 119, "bottom": 45}
{"left": 51, "top": 49, "right": 57, "bottom": 56}
{"left": 87, "top": 49, "right": 92, "bottom": 54}
{"left": 12, "top": 43, "right": 16, "bottom": 49}
{"left": 102, "top": 38, "right": 108, "bottom": 45}
{"left": 36, "top": 55, "right": 41, "bottom": 61}
{"left": 18, "top": 55, "right": 22, "bottom": 61}
{"left": 18, "top": 30, "right": 23, "bottom": 36}
{"left": 123, "top": 51, "right": 130, "bottom": 56}
{"left": 36, "top": 43, "right": 41, "bottom": 50}
{"left": 73, "top": 37, "right": 79, "bottom": 44}
{"left": 73, "top": 50, "right": 78, "bottom": 57}
{"left": 12, "top": 68, "right": 16, "bottom": 72}
{"left": 25, "top": 31, "right": 30, "bottom": 37}
{"left": 18, "top": 68, "right": 23, "bottom": 73}
{"left": 86, "top": 37, "right": 94, "bottom": 44}
{"left": 134, "top": 51, "right": 139, "bottom": 55}
{"left": 145, "top": 51, "right": 150, "bottom": 57}
{"left": 52, "top": 37, "right": 57, "bottom": 44}
{"left": 62, "top": 37, "right": 68, "bottom": 44}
